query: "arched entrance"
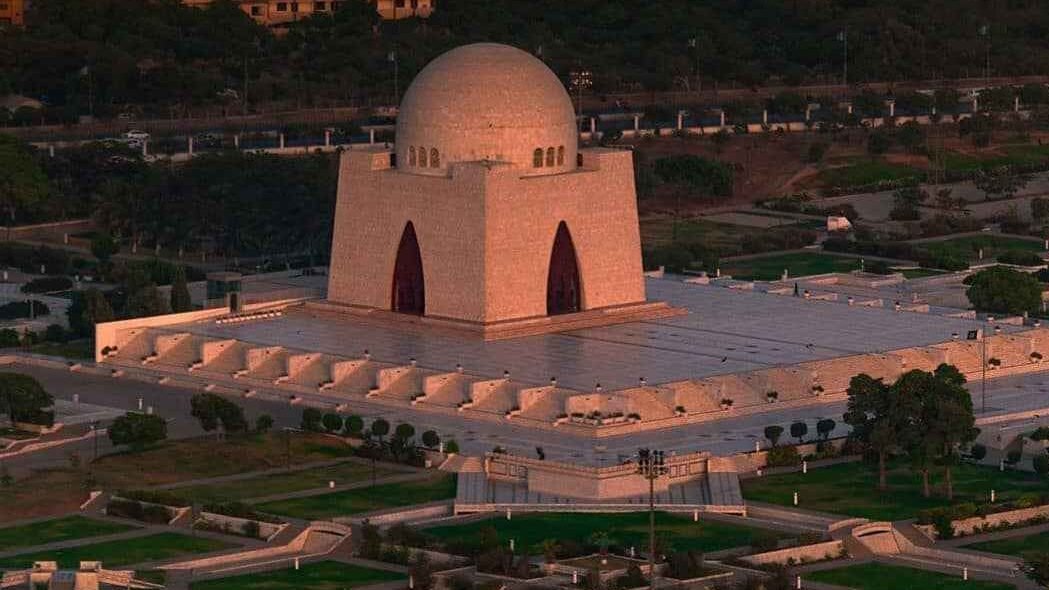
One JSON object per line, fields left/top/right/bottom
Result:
{"left": 547, "top": 221, "right": 581, "bottom": 315}
{"left": 391, "top": 222, "right": 425, "bottom": 315}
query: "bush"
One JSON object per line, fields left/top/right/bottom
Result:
{"left": 21, "top": 276, "right": 73, "bottom": 294}
{"left": 445, "top": 439, "right": 460, "bottom": 454}
{"left": 108, "top": 412, "right": 167, "bottom": 449}
{"left": 321, "top": 413, "right": 343, "bottom": 433}
{"left": 0, "top": 300, "right": 49, "bottom": 319}
{"left": 202, "top": 501, "right": 282, "bottom": 523}
{"left": 1032, "top": 428, "right": 1049, "bottom": 441}
{"left": 421, "top": 430, "right": 440, "bottom": 449}
{"left": 933, "top": 512, "right": 955, "bottom": 540}
{"left": 997, "top": 250, "right": 1044, "bottom": 266}
{"left": 255, "top": 414, "right": 273, "bottom": 433}
{"left": 344, "top": 415, "right": 364, "bottom": 436}
{"left": 120, "top": 489, "right": 189, "bottom": 506}
{"left": 806, "top": 142, "right": 829, "bottom": 163}
{"left": 300, "top": 408, "right": 323, "bottom": 432}
{"left": 766, "top": 445, "right": 802, "bottom": 467}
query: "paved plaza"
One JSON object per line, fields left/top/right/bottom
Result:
{"left": 169, "top": 278, "right": 1006, "bottom": 392}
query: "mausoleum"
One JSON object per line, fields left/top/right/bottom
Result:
{"left": 324, "top": 43, "right": 676, "bottom": 338}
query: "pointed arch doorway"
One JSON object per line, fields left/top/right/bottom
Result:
{"left": 391, "top": 222, "right": 425, "bottom": 315}
{"left": 547, "top": 221, "right": 581, "bottom": 315}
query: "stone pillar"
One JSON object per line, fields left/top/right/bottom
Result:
{"left": 187, "top": 136, "right": 194, "bottom": 156}
{"left": 846, "top": 103, "right": 853, "bottom": 115}
{"left": 972, "top": 96, "right": 979, "bottom": 113}
{"left": 677, "top": 111, "right": 684, "bottom": 130}
{"left": 234, "top": 134, "right": 240, "bottom": 149}
{"left": 932, "top": 105, "right": 937, "bottom": 117}
{"left": 48, "top": 145, "right": 55, "bottom": 158}
{"left": 762, "top": 109, "right": 768, "bottom": 125}
{"left": 369, "top": 128, "right": 376, "bottom": 144}
{"left": 888, "top": 100, "right": 895, "bottom": 117}
{"left": 719, "top": 110, "right": 726, "bottom": 127}
{"left": 589, "top": 117, "right": 596, "bottom": 134}
{"left": 805, "top": 105, "right": 811, "bottom": 121}
{"left": 324, "top": 130, "right": 331, "bottom": 147}
{"left": 1015, "top": 96, "right": 1021, "bottom": 112}
{"left": 279, "top": 133, "right": 286, "bottom": 149}
{"left": 633, "top": 115, "right": 639, "bottom": 131}
{"left": 142, "top": 140, "right": 148, "bottom": 157}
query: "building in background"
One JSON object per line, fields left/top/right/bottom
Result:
{"left": 0, "top": 0, "right": 25, "bottom": 26}
{"left": 183, "top": 0, "right": 432, "bottom": 29}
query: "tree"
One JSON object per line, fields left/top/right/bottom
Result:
{"left": 1023, "top": 551, "right": 1049, "bottom": 587}
{"left": 1033, "top": 197, "right": 1049, "bottom": 221}
{"left": 764, "top": 425, "right": 784, "bottom": 448}
{"left": 67, "top": 288, "right": 114, "bottom": 337}
{"left": 190, "top": 393, "right": 246, "bottom": 436}
{"left": 0, "top": 136, "right": 49, "bottom": 225}
{"left": 816, "top": 418, "right": 836, "bottom": 441}
{"left": 344, "top": 414, "right": 364, "bottom": 436}
{"left": 0, "top": 372, "right": 53, "bottom": 425}
{"left": 421, "top": 430, "right": 440, "bottom": 449}
{"left": 395, "top": 422, "right": 415, "bottom": 441}
{"left": 909, "top": 364, "right": 977, "bottom": 500}
{"left": 300, "top": 407, "right": 323, "bottom": 432}
{"left": 1034, "top": 454, "right": 1049, "bottom": 477}
{"left": 974, "top": 167, "right": 1030, "bottom": 201}
{"left": 445, "top": 439, "right": 460, "bottom": 454}
{"left": 321, "top": 413, "right": 343, "bottom": 433}
{"left": 126, "top": 284, "right": 170, "bottom": 318}
{"left": 843, "top": 373, "right": 914, "bottom": 491}
{"left": 966, "top": 266, "right": 1043, "bottom": 316}
{"left": 889, "top": 186, "right": 926, "bottom": 221}
{"left": 789, "top": 421, "right": 808, "bottom": 444}
{"left": 108, "top": 411, "right": 167, "bottom": 449}
{"left": 90, "top": 233, "right": 119, "bottom": 264}
{"left": 255, "top": 414, "right": 274, "bottom": 433}
{"left": 371, "top": 418, "right": 390, "bottom": 444}
{"left": 896, "top": 121, "right": 924, "bottom": 152}
{"left": 970, "top": 443, "right": 988, "bottom": 461}
{"left": 170, "top": 265, "right": 193, "bottom": 312}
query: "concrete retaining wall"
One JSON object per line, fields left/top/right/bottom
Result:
{"left": 918, "top": 504, "right": 1049, "bottom": 538}
{"left": 343, "top": 502, "right": 454, "bottom": 527}
{"left": 197, "top": 511, "right": 286, "bottom": 540}
{"left": 740, "top": 540, "right": 843, "bottom": 566}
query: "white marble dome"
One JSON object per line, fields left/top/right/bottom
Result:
{"left": 395, "top": 43, "right": 579, "bottom": 177}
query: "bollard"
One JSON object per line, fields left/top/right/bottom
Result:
{"left": 294, "top": 558, "right": 299, "bottom": 570}
{"left": 796, "top": 574, "right": 802, "bottom": 589}
{"left": 510, "top": 538, "right": 515, "bottom": 552}
{"left": 506, "top": 508, "right": 512, "bottom": 521}
{"left": 793, "top": 491, "right": 798, "bottom": 506}
{"left": 409, "top": 575, "right": 414, "bottom": 589}
{"left": 137, "top": 397, "right": 143, "bottom": 411}
{"left": 803, "top": 461, "right": 808, "bottom": 474}
{"left": 757, "top": 468, "right": 763, "bottom": 477}
{"left": 630, "top": 546, "right": 635, "bottom": 558}
{"left": 991, "top": 489, "right": 996, "bottom": 503}
{"left": 146, "top": 406, "right": 153, "bottom": 415}
{"left": 693, "top": 510, "right": 698, "bottom": 522}
{"left": 963, "top": 567, "right": 968, "bottom": 581}
{"left": 573, "top": 571, "right": 579, "bottom": 584}
{"left": 73, "top": 393, "right": 79, "bottom": 405}
{"left": 329, "top": 480, "right": 335, "bottom": 489}
{"left": 755, "top": 440, "right": 761, "bottom": 452}
{"left": 279, "top": 133, "right": 285, "bottom": 149}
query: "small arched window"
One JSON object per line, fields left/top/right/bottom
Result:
{"left": 546, "top": 147, "right": 555, "bottom": 167}
{"left": 418, "top": 147, "right": 428, "bottom": 167}
{"left": 557, "top": 146, "right": 565, "bottom": 166}
{"left": 430, "top": 148, "right": 440, "bottom": 168}
{"left": 409, "top": 146, "right": 416, "bottom": 166}
{"left": 533, "top": 148, "right": 544, "bottom": 168}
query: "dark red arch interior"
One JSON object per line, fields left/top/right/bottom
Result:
{"left": 547, "top": 221, "right": 581, "bottom": 315}
{"left": 391, "top": 222, "right": 425, "bottom": 315}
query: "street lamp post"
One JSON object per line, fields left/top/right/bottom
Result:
{"left": 637, "top": 448, "right": 668, "bottom": 590}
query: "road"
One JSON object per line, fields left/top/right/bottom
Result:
{"left": 6, "top": 361, "right": 1049, "bottom": 472}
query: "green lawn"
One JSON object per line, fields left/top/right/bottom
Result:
{"left": 421, "top": 512, "right": 788, "bottom": 555}
{"left": 721, "top": 252, "right": 862, "bottom": 281}
{"left": 945, "top": 144, "right": 1049, "bottom": 174}
{"left": 963, "top": 529, "right": 1049, "bottom": 559}
{"left": 189, "top": 561, "right": 404, "bottom": 590}
{"left": 917, "top": 235, "right": 1045, "bottom": 263}
{"left": 177, "top": 461, "right": 400, "bottom": 503}
{"left": 0, "top": 516, "right": 137, "bottom": 552}
{"left": 0, "top": 532, "right": 234, "bottom": 569}
{"left": 254, "top": 474, "right": 456, "bottom": 520}
{"left": 808, "top": 562, "right": 1014, "bottom": 590}
{"left": 741, "top": 460, "right": 1049, "bottom": 521}
{"left": 27, "top": 339, "right": 94, "bottom": 360}
{"left": 816, "top": 159, "right": 923, "bottom": 189}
